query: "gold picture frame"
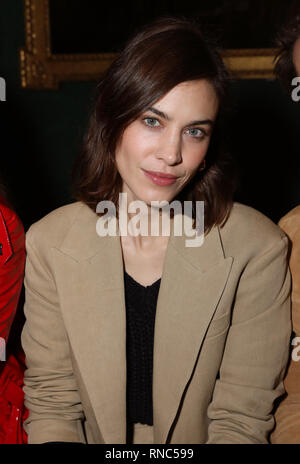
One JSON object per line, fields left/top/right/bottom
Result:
{"left": 20, "top": 0, "right": 278, "bottom": 90}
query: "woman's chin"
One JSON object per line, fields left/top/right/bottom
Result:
{"left": 138, "top": 195, "right": 176, "bottom": 208}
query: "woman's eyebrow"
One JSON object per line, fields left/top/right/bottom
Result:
{"left": 145, "top": 106, "right": 214, "bottom": 127}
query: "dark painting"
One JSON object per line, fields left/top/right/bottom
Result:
{"left": 49, "top": 0, "right": 299, "bottom": 54}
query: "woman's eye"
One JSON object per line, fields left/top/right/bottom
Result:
{"left": 186, "top": 128, "right": 205, "bottom": 138}
{"left": 143, "top": 117, "right": 160, "bottom": 127}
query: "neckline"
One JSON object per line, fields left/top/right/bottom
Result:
{"left": 124, "top": 269, "right": 161, "bottom": 289}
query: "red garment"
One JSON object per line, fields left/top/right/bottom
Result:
{"left": 0, "top": 194, "right": 28, "bottom": 444}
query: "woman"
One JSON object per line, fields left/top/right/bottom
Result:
{"left": 0, "top": 184, "right": 28, "bottom": 443}
{"left": 271, "top": 207, "right": 300, "bottom": 443}
{"left": 269, "top": 7, "right": 300, "bottom": 443}
{"left": 21, "top": 16, "right": 292, "bottom": 444}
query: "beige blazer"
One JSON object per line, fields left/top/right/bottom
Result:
{"left": 21, "top": 201, "right": 292, "bottom": 444}
{"left": 271, "top": 205, "right": 300, "bottom": 443}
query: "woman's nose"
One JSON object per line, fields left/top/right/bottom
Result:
{"left": 156, "top": 130, "right": 182, "bottom": 164}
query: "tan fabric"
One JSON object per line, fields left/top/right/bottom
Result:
{"left": 271, "top": 205, "right": 300, "bottom": 443}
{"left": 21, "top": 201, "right": 292, "bottom": 444}
{"left": 132, "top": 424, "right": 154, "bottom": 444}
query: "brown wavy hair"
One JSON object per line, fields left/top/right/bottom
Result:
{"left": 72, "top": 15, "right": 239, "bottom": 234}
{"left": 274, "top": 2, "right": 300, "bottom": 94}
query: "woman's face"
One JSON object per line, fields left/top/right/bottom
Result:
{"left": 115, "top": 79, "right": 219, "bottom": 207}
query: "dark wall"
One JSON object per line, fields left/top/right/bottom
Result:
{"left": 0, "top": 0, "right": 95, "bottom": 231}
{"left": 1, "top": 0, "right": 300, "bottom": 232}
{"left": 230, "top": 79, "right": 300, "bottom": 223}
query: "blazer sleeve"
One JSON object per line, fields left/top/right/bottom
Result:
{"left": 270, "top": 213, "right": 300, "bottom": 443}
{"left": 206, "top": 234, "right": 292, "bottom": 444}
{"left": 21, "top": 226, "right": 87, "bottom": 444}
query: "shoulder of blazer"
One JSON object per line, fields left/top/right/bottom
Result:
{"left": 277, "top": 204, "right": 300, "bottom": 241}
{"left": 25, "top": 201, "right": 89, "bottom": 250}
{"left": 217, "top": 201, "right": 288, "bottom": 259}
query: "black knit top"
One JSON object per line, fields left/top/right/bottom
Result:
{"left": 124, "top": 269, "right": 161, "bottom": 426}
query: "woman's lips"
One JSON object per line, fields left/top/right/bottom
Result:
{"left": 142, "top": 169, "right": 178, "bottom": 186}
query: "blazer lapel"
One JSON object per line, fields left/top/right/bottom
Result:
{"left": 51, "top": 204, "right": 128, "bottom": 444}
{"left": 51, "top": 203, "right": 233, "bottom": 444}
{"left": 152, "top": 224, "right": 233, "bottom": 443}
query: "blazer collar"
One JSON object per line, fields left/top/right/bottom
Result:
{"left": 58, "top": 201, "right": 226, "bottom": 270}
{"left": 52, "top": 202, "right": 233, "bottom": 443}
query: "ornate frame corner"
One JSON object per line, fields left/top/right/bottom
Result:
{"left": 19, "top": 0, "right": 278, "bottom": 90}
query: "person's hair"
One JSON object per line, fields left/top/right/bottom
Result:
{"left": 274, "top": 4, "right": 300, "bottom": 94}
{"left": 72, "top": 15, "right": 239, "bottom": 234}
